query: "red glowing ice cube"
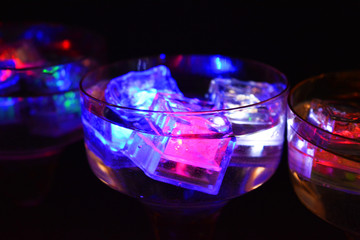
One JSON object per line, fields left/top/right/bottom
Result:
{"left": 308, "top": 99, "right": 360, "bottom": 139}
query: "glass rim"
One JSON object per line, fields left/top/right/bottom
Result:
{"left": 80, "top": 54, "right": 289, "bottom": 115}
{"left": 0, "top": 56, "right": 88, "bottom": 71}
{"left": 287, "top": 70, "right": 360, "bottom": 144}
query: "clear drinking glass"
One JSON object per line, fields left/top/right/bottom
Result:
{"left": 80, "top": 54, "right": 288, "bottom": 240}
{"left": 287, "top": 71, "right": 360, "bottom": 239}
{"left": 0, "top": 23, "right": 105, "bottom": 206}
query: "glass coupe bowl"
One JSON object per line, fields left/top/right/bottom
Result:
{"left": 287, "top": 71, "right": 360, "bottom": 239}
{"left": 0, "top": 22, "right": 105, "bottom": 206}
{"left": 80, "top": 54, "right": 288, "bottom": 239}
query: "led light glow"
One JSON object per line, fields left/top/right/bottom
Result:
{"left": 112, "top": 111, "right": 236, "bottom": 195}
{"left": 307, "top": 99, "right": 360, "bottom": 139}
{"left": 0, "top": 96, "right": 21, "bottom": 124}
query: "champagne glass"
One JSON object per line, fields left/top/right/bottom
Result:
{"left": 0, "top": 23, "right": 104, "bottom": 206}
{"left": 80, "top": 54, "right": 288, "bottom": 239}
{"left": 287, "top": 71, "right": 360, "bottom": 239}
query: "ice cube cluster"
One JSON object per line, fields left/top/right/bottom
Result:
{"left": 307, "top": 99, "right": 360, "bottom": 139}
{"left": 0, "top": 41, "right": 88, "bottom": 137}
{"left": 97, "top": 65, "right": 283, "bottom": 194}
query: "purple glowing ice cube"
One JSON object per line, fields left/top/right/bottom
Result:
{"left": 208, "top": 78, "right": 284, "bottom": 135}
{"left": 105, "top": 65, "right": 182, "bottom": 121}
{"left": 208, "top": 78, "right": 285, "bottom": 112}
{"left": 207, "top": 78, "right": 286, "bottom": 161}
{"left": 307, "top": 99, "right": 360, "bottom": 139}
{"left": 30, "top": 62, "right": 90, "bottom": 94}
{"left": 121, "top": 92, "right": 235, "bottom": 195}
{"left": 208, "top": 78, "right": 280, "bottom": 109}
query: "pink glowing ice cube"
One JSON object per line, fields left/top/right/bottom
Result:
{"left": 121, "top": 92, "right": 235, "bottom": 194}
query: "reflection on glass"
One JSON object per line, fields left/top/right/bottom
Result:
{"left": 287, "top": 71, "right": 360, "bottom": 239}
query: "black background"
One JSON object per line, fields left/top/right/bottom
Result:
{"left": 1, "top": 1, "right": 360, "bottom": 239}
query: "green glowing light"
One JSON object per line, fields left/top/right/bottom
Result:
{"left": 65, "top": 91, "right": 76, "bottom": 98}
{"left": 43, "top": 66, "right": 61, "bottom": 74}
{"left": 345, "top": 172, "right": 356, "bottom": 181}
{"left": 53, "top": 72, "right": 60, "bottom": 79}
{"left": 64, "top": 100, "right": 72, "bottom": 108}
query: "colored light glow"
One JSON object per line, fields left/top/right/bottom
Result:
{"left": 164, "top": 136, "right": 227, "bottom": 171}
{"left": 82, "top": 117, "right": 108, "bottom": 146}
{"left": 0, "top": 49, "right": 39, "bottom": 71}
{"left": 23, "top": 26, "right": 51, "bottom": 44}
{"left": 173, "top": 55, "right": 183, "bottom": 67}
{"left": 105, "top": 65, "right": 182, "bottom": 122}
{"left": 55, "top": 91, "right": 80, "bottom": 113}
{"left": 235, "top": 122, "right": 283, "bottom": 146}
{"left": 0, "top": 97, "right": 17, "bottom": 123}
{"left": 116, "top": 112, "right": 235, "bottom": 194}
{"left": 215, "top": 57, "right": 222, "bottom": 70}
{"left": 189, "top": 55, "right": 237, "bottom": 75}
{"left": 43, "top": 66, "right": 60, "bottom": 74}
{"left": 211, "top": 56, "right": 236, "bottom": 73}
{"left": 0, "top": 69, "right": 11, "bottom": 82}
{"left": 315, "top": 148, "right": 360, "bottom": 174}
{"left": 61, "top": 39, "right": 71, "bottom": 50}
{"left": 110, "top": 124, "right": 133, "bottom": 150}
{"left": 42, "top": 65, "right": 73, "bottom": 91}
{"left": 132, "top": 89, "right": 157, "bottom": 109}
{"left": 251, "top": 144, "right": 264, "bottom": 157}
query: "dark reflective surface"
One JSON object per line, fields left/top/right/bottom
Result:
{"left": 0, "top": 141, "right": 348, "bottom": 240}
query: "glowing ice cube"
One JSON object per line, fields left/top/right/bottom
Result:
{"left": 105, "top": 65, "right": 182, "bottom": 121}
{"left": 307, "top": 99, "right": 360, "bottom": 139}
{"left": 82, "top": 109, "right": 136, "bottom": 169}
{"left": 121, "top": 92, "right": 235, "bottom": 195}
{"left": 208, "top": 78, "right": 278, "bottom": 109}
{"left": 208, "top": 78, "right": 284, "bottom": 134}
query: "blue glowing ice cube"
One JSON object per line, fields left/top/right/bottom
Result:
{"left": 82, "top": 108, "right": 136, "bottom": 169}
{"left": 105, "top": 65, "right": 182, "bottom": 121}
{"left": 28, "top": 61, "right": 90, "bottom": 94}
{"left": 121, "top": 92, "right": 235, "bottom": 195}
{"left": 0, "top": 60, "right": 15, "bottom": 69}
